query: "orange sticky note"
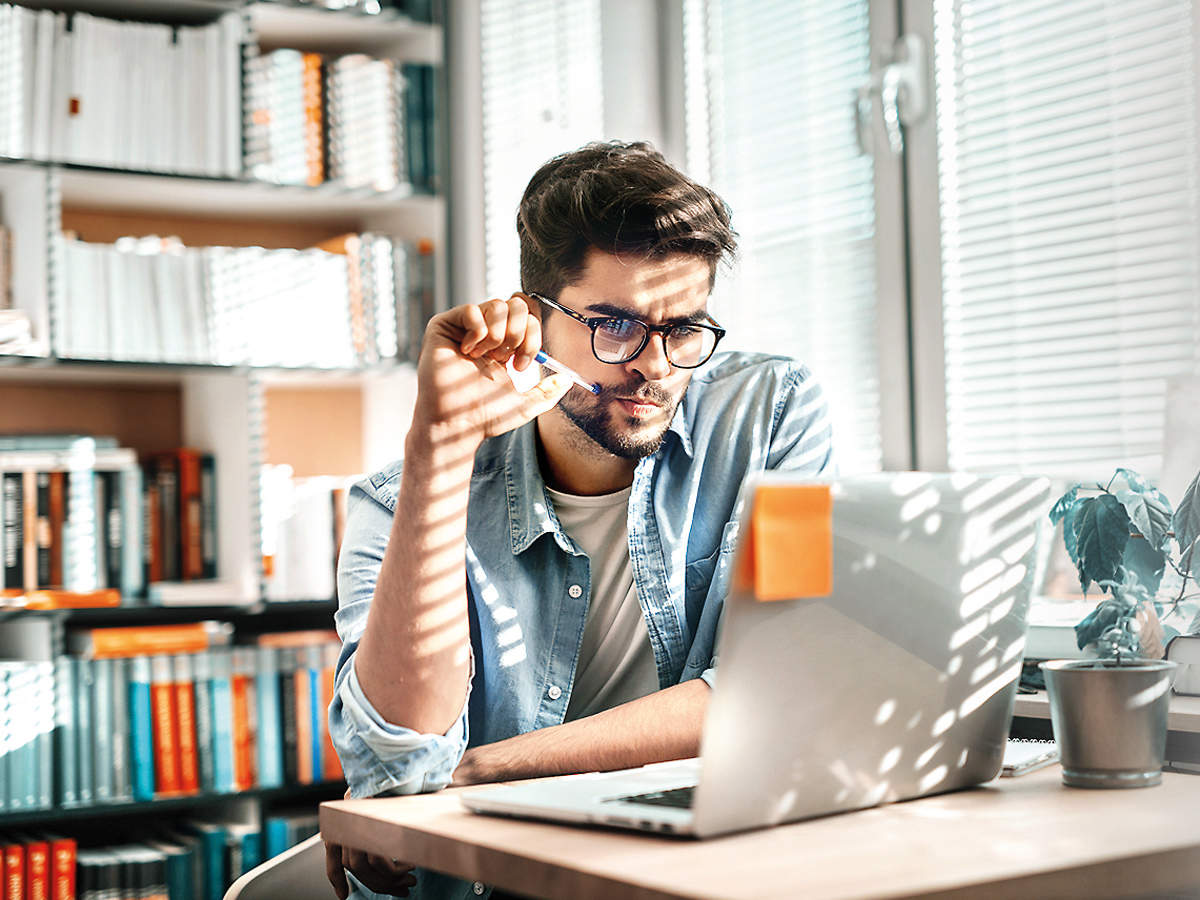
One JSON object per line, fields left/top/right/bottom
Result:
{"left": 736, "top": 483, "right": 833, "bottom": 601}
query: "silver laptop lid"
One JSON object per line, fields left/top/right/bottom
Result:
{"left": 692, "top": 472, "right": 1050, "bottom": 837}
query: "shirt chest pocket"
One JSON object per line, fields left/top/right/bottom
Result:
{"left": 683, "top": 519, "right": 741, "bottom": 618}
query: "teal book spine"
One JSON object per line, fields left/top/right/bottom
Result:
{"left": 254, "top": 647, "right": 282, "bottom": 789}
{"left": 0, "top": 667, "right": 8, "bottom": 810}
{"left": 263, "top": 818, "right": 288, "bottom": 860}
{"left": 53, "top": 656, "right": 78, "bottom": 806}
{"left": 75, "top": 658, "right": 94, "bottom": 804}
{"left": 210, "top": 649, "right": 235, "bottom": 793}
{"left": 92, "top": 656, "right": 114, "bottom": 802}
{"left": 128, "top": 655, "right": 155, "bottom": 801}
{"left": 306, "top": 647, "right": 322, "bottom": 778}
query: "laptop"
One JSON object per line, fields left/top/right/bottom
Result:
{"left": 462, "top": 471, "right": 1051, "bottom": 838}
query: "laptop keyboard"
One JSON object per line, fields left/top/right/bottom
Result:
{"left": 607, "top": 786, "right": 696, "bottom": 809}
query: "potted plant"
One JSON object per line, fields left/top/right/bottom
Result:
{"left": 1040, "top": 466, "right": 1199, "bottom": 788}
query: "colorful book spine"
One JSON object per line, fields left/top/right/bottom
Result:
{"left": 230, "top": 647, "right": 256, "bottom": 790}
{"left": 46, "top": 836, "right": 76, "bottom": 900}
{"left": 199, "top": 454, "right": 217, "bottom": 580}
{"left": 2, "top": 839, "right": 24, "bottom": 900}
{"left": 254, "top": 646, "right": 283, "bottom": 789}
{"left": 23, "top": 837, "right": 48, "bottom": 900}
{"left": 209, "top": 648, "right": 235, "bottom": 794}
{"left": 128, "top": 655, "right": 155, "bottom": 802}
{"left": 174, "top": 653, "right": 200, "bottom": 794}
{"left": 321, "top": 640, "right": 341, "bottom": 781}
{"left": 150, "top": 653, "right": 182, "bottom": 796}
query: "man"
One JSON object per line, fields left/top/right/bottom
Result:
{"left": 325, "top": 141, "right": 834, "bottom": 899}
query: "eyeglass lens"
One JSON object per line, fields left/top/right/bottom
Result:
{"left": 593, "top": 319, "right": 717, "bottom": 367}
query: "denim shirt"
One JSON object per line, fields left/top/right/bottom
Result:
{"left": 329, "top": 352, "right": 833, "bottom": 899}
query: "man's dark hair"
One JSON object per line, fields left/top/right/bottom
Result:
{"left": 517, "top": 141, "right": 737, "bottom": 300}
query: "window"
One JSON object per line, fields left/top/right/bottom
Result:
{"left": 480, "top": 0, "right": 604, "bottom": 298}
{"left": 928, "top": 0, "right": 1200, "bottom": 481}
{"left": 683, "top": 0, "right": 885, "bottom": 475}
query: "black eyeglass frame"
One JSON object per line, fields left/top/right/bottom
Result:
{"left": 527, "top": 292, "right": 726, "bottom": 369}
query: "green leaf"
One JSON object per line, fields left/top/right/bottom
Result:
{"left": 1073, "top": 494, "right": 1131, "bottom": 594}
{"left": 1121, "top": 538, "right": 1165, "bottom": 598}
{"left": 1116, "top": 487, "right": 1173, "bottom": 550}
{"left": 1061, "top": 498, "right": 1084, "bottom": 565}
{"left": 1175, "top": 470, "right": 1200, "bottom": 578}
{"left": 1115, "top": 467, "right": 1153, "bottom": 493}
{"left": 1049, "top": 486, "right": 1078, "bottom": 525}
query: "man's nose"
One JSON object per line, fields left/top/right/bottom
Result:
{"left": 628, "top": 332, "right": 673, "bottom": 381}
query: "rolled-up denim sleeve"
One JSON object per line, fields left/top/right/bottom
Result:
{"left": 328, "top": 477, "right": 473, "bottom": 798}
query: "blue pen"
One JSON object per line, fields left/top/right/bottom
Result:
{"left": 533, "top": 350, "right": 601, "bottom": 394}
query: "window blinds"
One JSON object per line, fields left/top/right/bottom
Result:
{"left": 933, "top": 0, "right": 1200, "bottom": 479}
{"left": 479, "top": 0, "right": 603, "bottom": 299}
{"left": 684, "top": 0, "right": 881, "bottom": 473}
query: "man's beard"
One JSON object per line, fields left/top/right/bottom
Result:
{"left": 555, "top": 380, "right": 679, "bottom": 460}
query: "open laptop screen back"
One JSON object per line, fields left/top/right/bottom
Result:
{"left": 692, "top": 472, "right": 1050, "bottom": 838}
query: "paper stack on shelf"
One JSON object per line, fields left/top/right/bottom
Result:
{"left": 244, "top": 49, "right": 323, "bottom": 187}
{"left": 261, "top": 466, "right": 357, "bottom": 603}
{"left": 0, "top": 4, "right": 243, "bottom": 176}
{"left": 326, "top": 54, "right": 405, "bottom": 191}
{"left": 60, "top": 232, "right": 434, "bottom": 367}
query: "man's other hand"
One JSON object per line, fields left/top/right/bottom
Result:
{"left": 324, "top": 790, "right": 417, "bottom": 899}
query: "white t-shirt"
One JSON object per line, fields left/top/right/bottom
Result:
{"left": 545, "top": 484, "right": 660, "bottom": 721}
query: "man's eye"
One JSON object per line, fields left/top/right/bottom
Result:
{"left": 597, "top": 319, "right": 642, "bottom": 340}
{"left": 670, "top": 325, "right": 704, "bottom": 339}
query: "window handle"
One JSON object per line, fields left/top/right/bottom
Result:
{"left": 854, "top": 34, "right": 929, "bottom": 158}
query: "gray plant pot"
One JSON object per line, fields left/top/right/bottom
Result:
{"left": 1040, "top": 658, "right": 1178, "bottom": 788}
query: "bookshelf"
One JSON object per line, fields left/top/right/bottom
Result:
{"left": 0, "top": 0, "right": 444, "bottom": 895}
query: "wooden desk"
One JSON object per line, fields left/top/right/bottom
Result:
{"left": 320, "top": 767, "right": 1200, "bottom": 900}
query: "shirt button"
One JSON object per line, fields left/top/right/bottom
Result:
{"left": 472, "top": 883, "right": 485, "bottom": 895}
{"left": 547, "top": 684, "right": 562, "bottom": 700}
{"left": 568, "top": 584, "right": 583, "bottom": 598}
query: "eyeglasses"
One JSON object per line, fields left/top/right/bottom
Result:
{"left": 529, "top": 293, "right": 726, "bottom": 369}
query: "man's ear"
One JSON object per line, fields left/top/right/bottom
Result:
{"left": 514, "top": 291, "right": 543, "bottom": 322}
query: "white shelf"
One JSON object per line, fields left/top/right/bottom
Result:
{"left": 53, "top": 164, "right": 441, "bottom": 224}
{"left": 0, "top": 355, "right": 412, "bottom": 387}
{"left": 13, "top": 0, "right": 240, "bottom": 23}
{"left": 249, "top": 4, "right": 441, "bottom": 61}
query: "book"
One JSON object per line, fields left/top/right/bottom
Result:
{"left": 52, "top": 657, "right": 77, "bottom": 807}
{"left": 230, "top": 647, "right": 256, "bottom": 791}
{"left": 255, "top": 646, "right": 284, "bottom": 789}
{"left": 92, "top": 656, "right": 115, "bottom": 802}
{"left": 209, "top": 648, "right": 236, "bottom": 794}
{"left": 174, "top": 653, "right": 201, "bottom": 794}
{"left": 111, "top": 656, "right": 132, "bottom": 801}
{"left": 128, "top": 654, "right": 155, "bottom": 802}
{"left": 2, "top": 839, "right": 24, "bottom": 900}
{"left": 67, "top": 621, "right": 233, "bottom": 658}
{"left": 150, "top": 653, "right": 182, "bottom": 796}
{"left": 192, "top": 650, "right": 216, "bottom": 793}
{"left": 44, "top": 835, "right": 76, "bottom": 900}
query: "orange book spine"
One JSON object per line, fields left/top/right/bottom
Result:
{"left": 174, "top": 654, "right": 200, "bottom": 793}
{"left": 47, "top": 838, "right": 75, "bottom": 900}
{"left": 177, "top": 449, "right": 203, "bottom": 581}
{"left": 47, "top": 471, "right": 65, "bottom": 588}
{"left": 84, "top": 623, "right": 211, "bottom": 658}
{"left": 3, "top": 842, "right": 24, "bottom": 900}
{"left": 150, "top": 655, "right": 182, "bottom": 795}
{"left": 295, "top": 666, "right": 313, "bottom": 785}
{"left": 24, "top": 839, "right": 48, "bottom": 900}
{"left": 321, "top": 643, "right": 341, "bottom": 781}
{"left": 302, "top": 52, "right": 324, "bottom": 186}
{"left": 231, "top": 666, "right": 253, "bottom": 790}
{"left": 14, "top": 587, "right": 122, "bottom": 609}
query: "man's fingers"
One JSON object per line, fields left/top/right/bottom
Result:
{"left": 514, "top": 311, "right": 542, "bottom": 371}
{"left": 324, "top": 841, "right": 349, "bottom": 900}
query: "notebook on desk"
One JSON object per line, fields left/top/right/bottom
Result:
{"left": 462, "top": 472, "right": 1052, "bottom": 838}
